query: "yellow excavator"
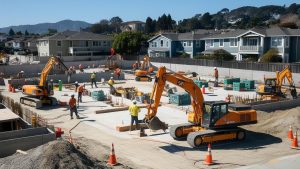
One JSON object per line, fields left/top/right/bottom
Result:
{"left": 144, "top": 66, "right": 257, "bottom": 148}
{"left": 256, "top": 66, "right": 297, "bottom": 99}
{"left": 134, "top": 55, "right": 154, "bottom": 81}
{"left": 20, "top": 56, "right": 69, "bottom": 108}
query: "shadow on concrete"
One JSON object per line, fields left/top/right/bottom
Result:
{"left": 159, "top": 130, "right": 282, "bottom": 153}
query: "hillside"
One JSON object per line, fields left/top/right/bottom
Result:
{"left": 0, "top": 20, "right": 91, "bottom": 34}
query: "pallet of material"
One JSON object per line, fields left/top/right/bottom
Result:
{"left": 116, "top": 123, "right": 169, "bottom": 132}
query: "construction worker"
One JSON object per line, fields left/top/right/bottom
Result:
{"left": 77, "top": 84, "right": 85, "bottom": 104}
{"left": 74, "top": 81, "right": 79, "bottom": 92}
{"left": 129, "top": 101, "right": 140, "bottom": 131}
{"left": 214, "top": 67, "right": 219, "bottom": 87}
{"left": 17, "top": 70, "right": 24, "bottom": 79}
{"left": 108, "top": 77, "right": 115, "bottom": 95}
{"left": 91, "top": 72, "right": 97, "bottom": 88}
{"left": 69, "top": 94, "right": 79, "bottom": 119}
{"left": 115, "top": 68, "right": 121, "bottom": 80}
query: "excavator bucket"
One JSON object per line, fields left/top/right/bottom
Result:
{"left": 147, "top": 116, "right": 168, "bottom": 132}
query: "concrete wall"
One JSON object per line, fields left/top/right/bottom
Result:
{"left": 151, "top": 62, "right": 300, "bottom": 87}
{"left": 0, "top": 60, "right": 135, "bottom": 77}
{"left": 0, "top": 127, "right": 55, "bottom": 157}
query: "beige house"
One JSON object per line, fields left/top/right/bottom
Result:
{"left": 121, "top": 21, "right": 145, "bottom": 32}
{"left": 37, "top": 31, "right": 112, "bottom": 58}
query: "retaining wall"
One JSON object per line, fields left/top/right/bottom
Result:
{"left": 152, "top": 62, "right": 300, "bottom": 87}
{"left": 0, "top": 127, "right": 55, "bottom": 157}
{"left": 251, "top": 98, "right": 300, "bottom": 112}
{"left": 0, "top": 60, "right": 135, "bottom": 77}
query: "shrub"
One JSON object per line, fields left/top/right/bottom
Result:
{"left": 260, "top": 48, "right": 283, "bottom": 63}
{"left": 213, "top": 49, "right": 235, "bottom": 61}
{"left": 176, "top": 52, "right": 190, "bottom": 58}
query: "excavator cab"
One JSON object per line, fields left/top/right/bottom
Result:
{"left": 264, "top": 78, "right": 277, "bottom": 94}
{"left": 202, "top": 101, "right": 229, "bottom": 128}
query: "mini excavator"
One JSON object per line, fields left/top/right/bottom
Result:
{"left": 134, "top": 55, "right": 154, "bottom": 81}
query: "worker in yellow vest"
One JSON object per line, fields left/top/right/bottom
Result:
{"left": 128, "top": 101, "right": 140, "bottom": 131}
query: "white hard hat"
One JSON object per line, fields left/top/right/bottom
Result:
{"left": 133, "top": 100, "right": 137, "bottom": 104}
{"left": 75, "top": 81, "right": 78, "bottom": 84}
{"left": 20, "top": 71, "right": 24, "bottom": 73}
{"left": 214, "top": 67, "right": 217, "bottom": 69}
{"left": 110, "top": 77, "right": 113, "bottom": 79}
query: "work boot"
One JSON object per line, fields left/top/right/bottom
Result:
{"left": 76, "top": 116, "right": 80, "bottom": 119}
{"left": 70, "top": 116, "right": 73, "bottom": 120}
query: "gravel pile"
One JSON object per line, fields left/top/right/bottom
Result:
{"left": 0, "top": 141, "right": 111, "bottom": 169}
{"left": 249, "top": 107, "right": 300, "bottom": 137}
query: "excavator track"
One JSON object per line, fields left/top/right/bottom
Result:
{"left": 187, "top": 128, "right": 245, "bottom": 148}
{"left": 170, "top": 123, "right": 196, "bottom": 140}
{"left": 20, "top": 96, "right": 57, "bottom": 109}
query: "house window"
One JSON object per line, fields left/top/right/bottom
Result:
{"left": 206, "top": 40, "right": 214, "bottom": 47}
{"left": 230, "top": 38, "right": 238, "bottom": 47}
{"left": 183, "top": 41, "right": 187, "bottom": 47}
{"left": 57, "top": 41, "right": 61, "bottom": 47}
{"left": 285, "top": 37, "right": 289, "bottom": 47}
{"left": 93, "top": 41, "right": 99, "bottom": 46}
{"left": 187, "top": 41, "right": 192, "bottom": 47}
{"left": 85, "top": 41, "right": 89, "bottom": 47}
{"left": 196, "top": 40, "right": 201, "bottom": 47}
{"left": 271, "top": 37, "right": 283, "bottom": 47}
{"left": 160, "top": 40, "right": 163, "bottom": 47}
{"left": 153, "top": 42, "right": 157, "bottom": 47}
{"left": 70, "top": 41, "right": 73, "bottom": 47}
{"left": 219, "top": 39, "right": 224, "bottom": 47}
{"left": 103, "top": 41, "right": 107, "bottom": 46}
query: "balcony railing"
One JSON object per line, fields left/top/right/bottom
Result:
{"left": 239, "top": 46, "right": 260, "bottom": 51}
{"left": 69, "top": 47, "right": 109, "bottom": 53}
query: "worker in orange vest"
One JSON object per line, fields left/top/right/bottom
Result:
{"left": 77, "top": 84, "right": 85, "bottom": 104}
{"left": 214, "top": 67, "right": 219, "bottom": 87}
{"left": 69, "top": 94, "right": 79, "bottom": 119}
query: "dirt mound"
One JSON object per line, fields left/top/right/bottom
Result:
{"left": 0, "top": 141, "right": 111, "bottom": 169}
{"left": 247, "top": 107, "right": 300, "bottom": 137}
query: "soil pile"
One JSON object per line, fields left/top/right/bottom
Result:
{"left": 0, "top": 141, "right": 111, "bottom": 169}
{"left": 247, "top": 107, "right": 300, "bottom": 137}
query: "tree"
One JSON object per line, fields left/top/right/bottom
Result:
{"left": 145, "top": 17, "right": 154, "bottom": 33}
{"left": 48, "top": 28, "right": 57, "bottom": 35}
{"left": 260, "top": 48, "right": 282, "bottom": 63}
{"left": 16, "top": 31, "right": 23, "bottom": 36}
{"left": 25, "top": 30, "right": 29, "bottom": 36}
{"left": 112, "top": 31, "right": 146, "bottom": 58}
{"left": 9, "top": 28, "right": 15, "bottom": 36}
{"left": 201, "top": 12, "right": 213, "bottom": 29}
{"left": 110, "top": 16, "right": 123, "bottom": 33}
{"left": 90, "top": 19, "right": 114, "bottom": 34}
{"left": 287, "top": 3, "right": 298, "bottom": 14}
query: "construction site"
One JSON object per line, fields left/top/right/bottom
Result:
{"left": 0, "top": 55, "right": 300, "bottom": 169}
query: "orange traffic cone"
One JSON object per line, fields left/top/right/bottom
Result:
{"left": 107, "top": 143, "right": 117, "bottom": 166}
{"left": 288, "top": 125, "right": 294, "bottom": 140}
{"left": 204, "top": 144, "right": 213, "bottom": 165}
{"left": 291, "top": 131, "right": 298, "bottom": 149}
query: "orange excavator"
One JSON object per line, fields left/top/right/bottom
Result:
{"left": 144, "top": 66, "right": 257, "bottom": 147}
{"left": 20, "top": 56, "right": 69, "bottom": 108}
{"left": 256, "top": 66, "right": 297, "bottom": 99}
{"left": 134, "top": 55, "right": 154, "bottom": 81}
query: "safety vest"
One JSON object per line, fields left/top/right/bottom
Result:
{"left": 78, "top": 85, "right": 84, "bottom": 93}
{"left": 129, "top": 105, "right": 140, "bottom": 117}
{"left": 69, "top": 98, "right": 76, "bottom": 108}
{"left": 91, "top": 73, "right": 96, "bottom": 79}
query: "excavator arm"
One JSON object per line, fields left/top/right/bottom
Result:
{"left": 39, "top": 56, "right": 68, "bottom": 87}
{"left": 276, "top": 66, "right": 297, "bottom": 98}
{"left": 146, "top": 66, "right": 204, "bottom": 126}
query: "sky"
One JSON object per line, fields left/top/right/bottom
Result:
{"left": 0, "top": 0, "right": 297, "bottom": 27}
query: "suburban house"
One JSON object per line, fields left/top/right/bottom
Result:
{"left": 0, "top": 33, "right": 7, "bottom": 42}
{"left": 37, "top": 31, "right": 112, "bottom": 58}
{"left": 148, "top": 27, "right": 300, "bottom": 63}
{"left": 24, "top": 38, "right": 38, "bottom": 54}
{"left": 121, "top": 21, "right": 145, "bottom": 32}
{"left": 147, "top": 31, "right": 209, "bottom": 58}
{"left": 4, "top": 38, "right": 25, "bottom": 50}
